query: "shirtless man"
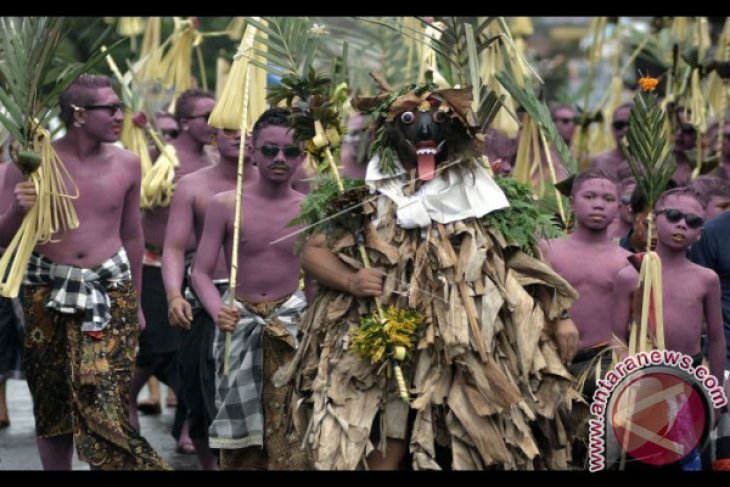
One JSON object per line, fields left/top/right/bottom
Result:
{"left": 0, "top": 74, "right": 169, "bottom": 470}
{"left": 483, "top": 127, "right": 517, "bottom": 176}
{"left": 691, "top": 176, "right": 730, "bottom": 221}
{"left": 340, "top": 113, "right": 371, "bottom": 180}
{"left": 156, "top": 112, "right": 180, "bottom": 141}
{"left": 541, "top": 170, "right": 631, "bottom": 389}
{"left": 591, "top": 103, "right": 633, "bottom": 178}
{"left": 612, "top": 187, "right": 725, "bottom": 470}
{"left": 130, "top": 89, "right": 216, "bottom": 452}
{"left": 607, "top": 171, "right": 636, "bottom": 240}
{"left": 551, "top": 104, "right": 578, "bottom": 146}
{"left": 162, "top": 127, "right": 258, "bottom": 469}
{"left": 613, "top": 187, "right": 725, "bottom": 379}
{"left": 191, "top": 107, "right": 310, "bottom": 470}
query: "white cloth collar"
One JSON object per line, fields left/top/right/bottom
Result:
{"left": 365, "top": 154, "right": 509, "bottom": 229}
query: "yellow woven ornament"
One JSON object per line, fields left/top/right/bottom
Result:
{"left": 0, "top": 128, "right": 79, "bottom": 297}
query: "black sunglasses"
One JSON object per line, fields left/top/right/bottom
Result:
{"left": 84, "top": 102, "right": 125, "bottom": 116}
{"left": 612, "top": 120, "right": 629, "bottom": 131}
{"left": 656, "top": 208, "right": 704, "bottom": 229}
{"left": 256, "top": 144, "right": 302, "bottom": 159}
{"left": 161, "top": 129, "right": 180, "bottom": 139}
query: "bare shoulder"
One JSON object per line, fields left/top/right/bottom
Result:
{"left": 690, "top": 262, "right": 721, "bottom": 288}
{"left": 176, "top": 169, "right": 205, "bottom": 193}
{"left": 106, "top": 144, "right": 141, "bottom": 177}
{"left": 539, "top": 237, "right": 565, "bottom": 257}
{"left": 610, "top": 244, "right": 633, "bottom": 263}
{"left": 211, "top": 189, "right": 236, "bottom": 210}
{"left": 106, "top": 143, "right": 139, "bottom": 164}
{"left": 181, "top": 164, "right": 216, "bottom": 183}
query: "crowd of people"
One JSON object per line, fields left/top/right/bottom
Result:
{"left": 1, "top": 47, "right": 730, "bottom": 471}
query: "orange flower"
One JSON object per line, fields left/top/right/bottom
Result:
{"left": 639, "top": 77, "right": 659, "bottom": 92}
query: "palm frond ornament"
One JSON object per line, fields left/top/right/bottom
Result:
{"left": 496, "top": 71, "right": 576, "bottom": 227}
{"left": 624, "top": 76, "right": 675, "bottom": 356}
{"left": 0, "top": 18, "right": 118, "bottom": 297}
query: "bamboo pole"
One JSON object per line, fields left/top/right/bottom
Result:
{"left": 223, "top": 62, "right": 252, "bottom": 376}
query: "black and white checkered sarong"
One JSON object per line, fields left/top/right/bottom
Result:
{"left": 23, "top": 248, "right": 132, "bottom": 332}
{"left": 208, "top": 290, "right": 306, "bottom": 450}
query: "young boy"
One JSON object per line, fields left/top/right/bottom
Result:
{"left": 613, "top": 187, "right": 725, "bottom": 378}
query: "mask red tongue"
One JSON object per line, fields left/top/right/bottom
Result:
{"left": 417, "top": 151, "right": 436, "bottom": 181}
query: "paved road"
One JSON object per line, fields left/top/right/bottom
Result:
{"left": 0, "top": 379, "right": 200, "bottom": 470}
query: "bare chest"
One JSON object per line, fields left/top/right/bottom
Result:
{"left": 192, "top": 180, "right": 235, "bottom": 222}
{"left": 549, "top": 246, "right": 627, "bottom": 290}
{"left": 662, "top": 270, "right": 705, "bottom": 311}
{"left": 69, "top": 165, "right": 129, "bottom": 218}
{"left": 229, "top": 204, "right": 300, "bottom": 255}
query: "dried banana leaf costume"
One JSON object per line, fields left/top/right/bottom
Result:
{"left": 278, "top": 82, "right": 581, "bottom": 470}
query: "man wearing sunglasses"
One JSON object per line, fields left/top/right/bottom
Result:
{"left": 191, "top": 107, "right": 312, "bottom": 470}
{"left": 591, "top": 103, "right": 633, "bottom": 179}
{"left": 0, "top": 74, "right": 169, "bottom": 469}
{"left": 156, "top": 112, "right": 180, "bottom": 142}
{"left": 132, "top": 88, "right": 217, "bottom": 460}
{"left": 161, "top": 123, "right": 259, "bottom": 470}
{"left": 614, "top": 186, "right": 725, "bottom": 389}
{"left": 614, "top": 188, "right": 725, "bottom": 471}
